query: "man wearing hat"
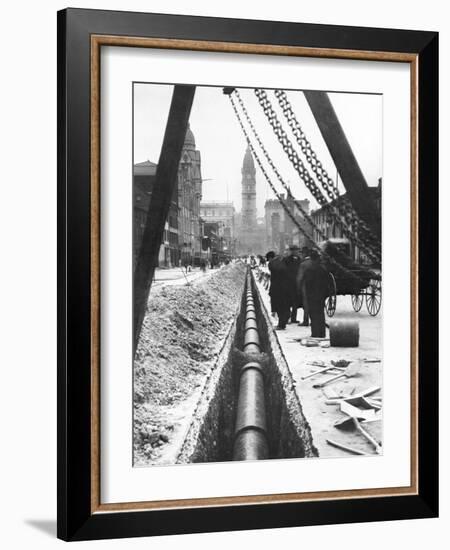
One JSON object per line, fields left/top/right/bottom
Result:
{"left": 266, "top": 250, "right": 290, "bottom": 329}
{"left": 283, "top": 244, "right": 302, "bottom": 324}
{"left": 302, "top": 249, "right": 330, "bottom": 337}
{"left": 296, "top": 246, "right": 312, "bottom": 326}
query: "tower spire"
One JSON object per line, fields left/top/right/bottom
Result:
{"left": 241, "top": 145, "right": 257, "bottom": 234}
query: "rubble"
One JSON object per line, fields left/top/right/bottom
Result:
{"left": 255, "top": 274, "right": 383, "bottom": 457}
{"left": 133, "top": 262, "right": 246, "bottom": 466}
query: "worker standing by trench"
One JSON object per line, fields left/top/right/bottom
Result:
{"left": 302, "top": 249, "right": 330, "bottom": 338}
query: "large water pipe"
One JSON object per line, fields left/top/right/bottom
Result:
{"left": 233, "top": 271, "right": 270, "bottom": 461}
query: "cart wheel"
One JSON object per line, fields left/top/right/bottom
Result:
{"left": 325, "top": 272, "right": 337, "bottom": 317}
{"left": 366, "top": 279, "right": 382, "bottom": 316}
{"left": 351, "top": 293, "right": 363, "bottom": 312}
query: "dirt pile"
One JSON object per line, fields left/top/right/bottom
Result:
{"left": 134, "top": 262, "right": 247, "bottom": 465}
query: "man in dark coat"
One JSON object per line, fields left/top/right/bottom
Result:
{"left": 296, "top": 246, "right": 312, "bottom": 326}
{"left": 283, "top": 245, "right": 302, "bottom": 323}
{"left": 267, "top": 250, "right": 291, "bottom": 330}
{"left": 302, "top": 249, "right": 330, "bottom": 338}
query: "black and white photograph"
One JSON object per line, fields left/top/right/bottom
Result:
{"left": 0, "top": 0, "right": 444, "bottom": 545}
{"left": 132, "top": 83, "right": 383, "bottom": 467}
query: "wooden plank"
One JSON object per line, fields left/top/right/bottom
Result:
{"left": 326, "top": 438, "right": 368, "bottom": 456}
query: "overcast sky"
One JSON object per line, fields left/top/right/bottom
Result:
{"left": 133, "top": 83, "right": 382, "bottom": 217}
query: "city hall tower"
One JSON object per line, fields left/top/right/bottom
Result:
{"left": 241, "top": 145, "right": 257, "bottom": 232}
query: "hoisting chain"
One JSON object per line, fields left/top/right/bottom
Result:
{"left": 274, "top": 89, "right": 381, "bottom": 254}
{"left": 274, "top": 89, "right": 339, "bottom": 200}
{"left": 233, "top": 90, "right": 326, "bottom": 243}
{"left": 233, "top": 88, "right": 365, "bottom": 279}
{"left": 228, "top": 92, "right": 366, "bottom": 286}
{"left": 254, "top": 88, "right": 380, "bottom": 264}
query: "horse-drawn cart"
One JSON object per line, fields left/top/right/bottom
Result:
{"left": 321, "top": 239, "right": 382, "bottom": 317}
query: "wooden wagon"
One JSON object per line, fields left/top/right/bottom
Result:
{"left": 320, "top": 239, "right": 382, "bottom": 317}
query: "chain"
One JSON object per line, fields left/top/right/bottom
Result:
{"left": 338, "top": 196, "right": 381, "bottom": 252}
{"left": 274, "top": 89, "right": 381, "bottom": 255}
{"left": 254, "top": 88, "right": 380, "bottom": 263}
{"left": 228, "top": 92, "right": 367, "bottom": 286}
{"left": 256, "top": 88, "right": 380, "bottom": 262}
{"left": 254, "top": 89, "right": 327, "bottom": 206}
{"left": 234, "top": 90, "right": 325, "bottom": 242}
{"left": 275, "top": 89, "right": 340, "bottom": 200}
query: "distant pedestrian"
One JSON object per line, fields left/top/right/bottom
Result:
{"left": 267, "top": 251, "right": 291, "bottom": 329}
{"left": 283, "top": 245, "right": 302, "bottom": 323}
{"left": 302, "top": 249, "right": 330, "bottom": 338}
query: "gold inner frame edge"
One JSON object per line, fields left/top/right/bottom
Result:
{"left": 89, "top": 34, "right": 419, "bottom": 514}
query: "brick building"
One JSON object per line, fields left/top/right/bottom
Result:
{"left": 264, "top": 193, "right": 313, "bottom": 252}
{"left": 177, "top": 124, "right": 203, "bottom": 266}
{"left": 133, "top": 160, "right": 179, "bottom": 268}
{"left": 133, "top": 123, "right": 204, "bottom": 268}
{"left": 310, "top": 179, "right": 382, "bottom": 263}
{"left": 200, "top": 201, "right": 235, "bottom": 255}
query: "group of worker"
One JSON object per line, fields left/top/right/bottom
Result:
{"left": 265, "top": 244, "right": 330, "bottom": 338}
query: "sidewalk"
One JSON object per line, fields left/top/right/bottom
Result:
{"left": 256, "top": 274, "right": 383, "bottom": 458}
{"left": 152, "top": 266, "right": 215, "bottom": 288}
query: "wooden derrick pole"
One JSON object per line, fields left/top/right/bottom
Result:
{"left": 133, "top": 85, "right": 196, "bottom": 352}
{"left": 304, "top": 90, "right": 381, "bottom": 239}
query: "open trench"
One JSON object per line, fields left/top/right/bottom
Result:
{"left": 176, "top": 267, "right": 317, "bottom": 463}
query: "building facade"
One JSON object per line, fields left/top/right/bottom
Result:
{"left": 132, "top": 123, "right": 204, "bottom": 269}
{"left": 133, "top": 160, "right": 179, "bottom": 268}
{"left": 264, "top": 193, "right": 313, "bottom": 252}
{"left": 177, "top": 124, "right": 203, "bottom": 266}
{"left": 200, "top": 201, "right": 235, "bottom": 255}
{"left": 310, "top": 179, "right": 382, "bottom": 263}
{"left": 202, "top": 221, "right": 233, "bottom": 265}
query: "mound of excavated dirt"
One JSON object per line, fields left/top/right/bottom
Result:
{"left": 134, "top": 262, "right": 247, "bottom": 466}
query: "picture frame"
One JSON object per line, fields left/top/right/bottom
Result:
{"left": 57, "top": 7, "right": 438, "bottom": 541}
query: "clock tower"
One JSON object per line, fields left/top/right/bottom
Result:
{"left": 241, "top": 145, "right": 257, "bottom": 232}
